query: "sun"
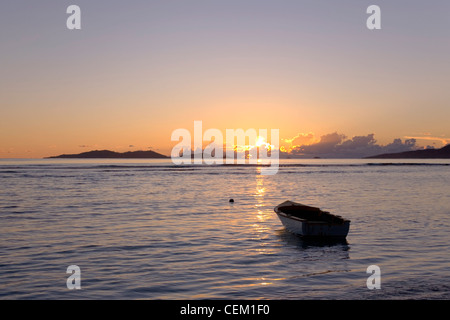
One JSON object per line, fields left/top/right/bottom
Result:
{"left": 255, "top": 136, "right": 266, "bottom": 147}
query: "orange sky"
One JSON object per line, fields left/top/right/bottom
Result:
{"left": 1, "top": 1, "right": 450, "bottom": 158}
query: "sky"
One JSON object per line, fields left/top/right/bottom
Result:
{"left": 1, "top": 0, "right": 450, "bottom": 158}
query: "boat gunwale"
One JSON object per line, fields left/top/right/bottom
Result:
{"left": 275, "top": 210, "right": 348, "bottom": 226}
{"left": 274, "top": 201, "right": 351, "bottom": 225}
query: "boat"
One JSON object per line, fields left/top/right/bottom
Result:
{"left": 274, "top": 200, "right": 350, "bottom": 238}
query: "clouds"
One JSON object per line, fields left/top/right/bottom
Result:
{"left": 294, "top": 132, "right": 346, "bottom": 155}
{"left": 404, "top": 136, "right": 450, "bottom": 147}
{"left": 283, "top": 132, "right": 317, "bottom": 147}
{"left": 282, "top": 132, "right": 418, "bottom": 158}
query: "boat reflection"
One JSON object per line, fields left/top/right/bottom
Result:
{"left": 276, "top": 228, "right": 350, "bottom": 252}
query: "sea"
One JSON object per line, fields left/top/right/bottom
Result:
{"left": 0, "top": 158, "right": 449, "bottom": 300}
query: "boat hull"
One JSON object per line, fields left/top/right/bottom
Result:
{"left": 276, "top": 212, "right": 350, "bottom": 238}
{"left": 274, "top": 201, "right": 350, "bottom": 238}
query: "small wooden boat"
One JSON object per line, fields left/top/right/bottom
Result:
{"left": 274, "top": 200, "right": 350, "bottom": 238}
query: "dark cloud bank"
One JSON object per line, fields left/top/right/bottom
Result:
{"left": 284, "top": 133, "right": 418, "bottom": 158}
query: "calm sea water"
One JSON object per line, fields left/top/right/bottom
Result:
{"left": 0, "top": 158, "right": 449, "bottom": 300}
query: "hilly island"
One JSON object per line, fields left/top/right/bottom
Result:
{"left": 46, "top": 150, "right": 169, "bottom": 159}
{"left": 46, "top": 144, "right": 450, "bottom": 159}
{"left": 365, "top": 144, "right": 450, "bottom": 159}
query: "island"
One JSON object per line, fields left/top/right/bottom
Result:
{"left": 365, "top": 144, "right": 450, "bottom": 159}
{"left": 46, "top": 150, "right": 169, "bottom": 159}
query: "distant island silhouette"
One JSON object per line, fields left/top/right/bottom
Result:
{"left": 365, "top": 144, "right": 450, "bottom": 159}
{"left": 46, "top": 150, "right": 169, "bottom": 159}
{"left": 45, "top": 145, "right": 450, "bottom": 159}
